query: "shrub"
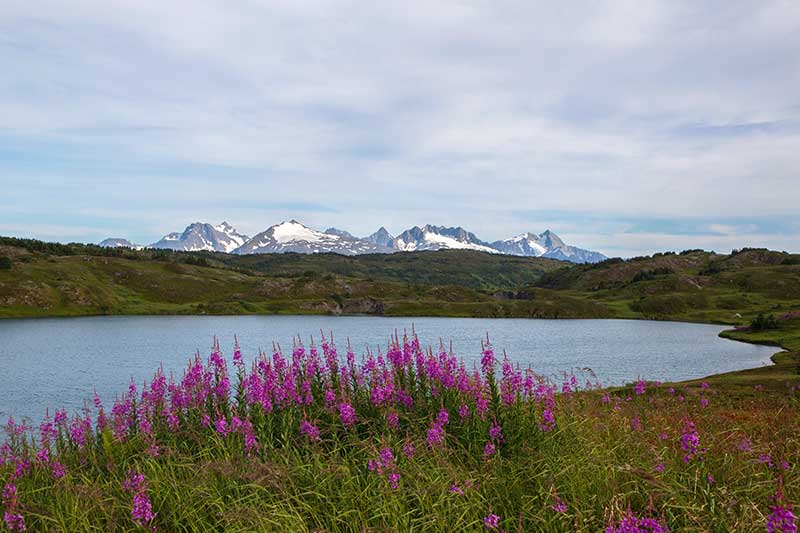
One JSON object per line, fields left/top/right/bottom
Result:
{"left": 0, "top": 256, "right": 12, "bottom": 269}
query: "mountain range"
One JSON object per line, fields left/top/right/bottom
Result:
{"left": 98, "top": 220, "right": 606, "bottom": 263}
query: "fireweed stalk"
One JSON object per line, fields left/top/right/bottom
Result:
{"left": 0, "top": 332, "right": 797, "bottom": 531}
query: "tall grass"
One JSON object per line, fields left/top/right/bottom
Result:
{"left": 1, "top": 332, "right": 797, "bottom": 531}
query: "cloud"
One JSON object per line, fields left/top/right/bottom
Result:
{"left": 0, "top": 0, "right": 798, "bottom": 254}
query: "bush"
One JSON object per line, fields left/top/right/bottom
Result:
{"left": 0, "top": 256, "right": 12, "bottom": 269}
{"left": 750, "top": 312, "right": 778, "bottom": 331}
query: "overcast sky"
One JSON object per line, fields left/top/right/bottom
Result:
{"left": 1, "top": 1, "right": 799, "bottom": 257}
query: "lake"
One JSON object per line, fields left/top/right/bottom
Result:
{"left": 0, "top": 315, "right": 777, "bottom": 423}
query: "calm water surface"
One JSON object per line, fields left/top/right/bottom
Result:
{"left": 0, "top": 315, "right": 777, "bottom": 423}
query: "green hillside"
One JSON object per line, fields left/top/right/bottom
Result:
{"left": 1, "top": 238, "right": 799, "bottom": 328}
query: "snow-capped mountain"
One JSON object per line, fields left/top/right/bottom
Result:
{"left": 393, "top": 225, "right": 498, "bottom": 253}
{"left": 324, "top": 227, "right": 356, "bottom": 239}
{"left": 233, "top": 220, "right": 392, "bottom": 255}
{"left": 365, "top": 227, "right": 395, "bottom": 248}
{"left": 491, "top": 230, "right": 606, "bottom": 263}
{"left": 150, "top": 222, "right": 249, "bottom": 253}
{"left": 101, "top": 219, "right": 606, "bottom": 263}
{"left": 97, "top": 238, "right": 142, "bottom": 250}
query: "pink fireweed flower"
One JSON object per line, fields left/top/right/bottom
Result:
{"left": 51, "top": 461, "right": 66, "bottom": 479}
{"left": 481, "top": 341, "right": 495, "bottom": 376}
{"left": 551, "top": 496, "right": 567, "bottom": 513}
{"left": 450, "top": 484, "right": 464, "bottom": 495}
{"left": 767, "top": 504, "right": 797, "bottom": 533}
{"left": 214, "top": 417, "right": 229, "bottom": 436}
{"left": 368, "top": 447, "right": 400, "bottom": 489}
{"left": 427, "top": 423, "right": 445, "bottom": 449}
{"left": 767, "top": 483, "right": 797, "bottom": 533}
{"left": 602, "top": 392, "right": 611, "bottom": 404}
{"left": 387, "top": 411, "right": 400, "bottom": 431}
{"left": 458, "top": 404, "right": 470, "bottom": 421}
{"left": 2, "top": 482, "right": 17, "bottom": 506}
{"left": 680, "top": 420, "right": 704, "bottom": 463}
{"left": 338, "top": 402, "right": 356, "bottom": 427}
{"left": 324, "top": 388, "right": 336, "bottom": 408}
{"left": 483, "top": 441, "right": 496, "bottom": 459}
{"left": 489, "top": 421, "right": 504, "bottom": 442}
{"left": 300, "top": 420, "right": 320, "bottom": 442}
{"left": 402, "top": 441, "right": 415, "bottom": 460}
{"left": 654, "top": 462, "right": 666, "bottom": 473}
{"left": 483, "top": 512, "right": 501, "bottom": 530}
{"left": 635, "top": 378, "right": 646, "bottom": 395}
{"left": 539, "top": 408, "right": 556, "bottom": 432}
{"left": 630, "top": 416, "right": 642, "bottom": 432}
{"left": 3, "top": 511, "right": 25, "bottom": 532}
{"left": 605, "top": 509, "right": 669, "bottom": 533}
{"left": 700, "top": 397, "right": 709, "bottom": 409}
{"left": 123, "top": 471, "right": 156, "bottom": 530}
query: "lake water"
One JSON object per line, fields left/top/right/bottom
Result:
{"left": 0, "top": 315, "right": 777, "bottom": 423}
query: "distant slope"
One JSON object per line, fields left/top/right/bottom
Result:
{"left": 1, "top": 237, "right": 798, "bottom": 325}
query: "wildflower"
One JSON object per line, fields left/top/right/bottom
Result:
{"left": 489, "top": 421, "right": 504, "bottom": 442}
{"left": 767, "top": 504, "right": 797, "bottom": 533}
{"left": 680, "top": 420, "right": 704, "bottom": 463}
{"left": 51, "top": 462, "right": 66, "bottom": 479}
{"left": 338, "top": 402, "right": 356, "bottom": 427}
{"left": 402, "top": 440, "right": 415, "bottom": 460}
{"left": 635, "top": 378, "right": 646, "bottom": 395}
{"left": 3, "top": 512, "right": 25, "bottom": 531}
{"left": 707, "top": 474, "right": 715, "bottom": 485}
{"left": 450, "top": 484, "right": 464, "bottom": 495}
{"left": 551, "top": 496, "right": 567, "bottom": 513}
{"left": 458, "top": 404, "right": 470, "bottom": 421}
{"left": 700, "top": 397, "right": 709, "bottom": 409}
{"left": 738, "top": 438, "right": 752, "bottom": 452}
{"left": 427, "top": 424, "right": 445, "bottom": 449}
{"left": 483, "top": 512, "right": 501, "bottom": 530}
{"left": 481, "top": 341, "right": 495, "bottom": 375}
{"left": 539, "top": 408, "right": 556, "bottom": 432}
{"left": 437, "top": 408, "right": 449, "bottom": 426}
{"left": 767, "top": 484, "right": 797, "bottom": 533}
{"left": 605, "top": 509, "right": 668, "bottom": 532}
{"left": 214, "top": 417, "right": 229, "bottom": 436}
{"left": 483, "top": 441, "right": 496, "bottom": 459}
{"left": 300, "top": 420, "right": 320, "bottom": 442}
{"left": 654, "top": 463, "right": 665, "bottom": 473}
{"left": 2, "top": 482, "right": 17, "bottom": 506}
{"left": 630, "top": 416, "right": 642, "bottom": 432}
{"left": 122, "top": 471, "right": 156, "bottom": 530}
{"left": 387, "top": 411, "right": 400, "bottom": 431}
{"left": 602, "top": 392, "right": 611, "bottom": 403}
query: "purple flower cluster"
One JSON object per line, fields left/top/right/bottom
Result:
{"left": 605, "top": 509, "right": 669, "bottom": 532}
{"left": 122, "top": 471, "right": 156, "bottom": 530}
{"left": 680, "top": 420, "right": 704, "bottom": 463}
{"left": 368, "top": 447, "right": 400, "bottom": 489}
{"left": 483, "top": 512, "right": 501, "bottom": 530}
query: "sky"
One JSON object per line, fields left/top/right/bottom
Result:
{"left": 1, "top": 0, "right": 799, "bottom": 258}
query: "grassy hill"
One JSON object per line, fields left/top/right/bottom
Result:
{"left": 1, "top": 237, "right": 799, "bottom": 328}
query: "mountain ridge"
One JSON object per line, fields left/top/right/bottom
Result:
{"left": 100, "top": 219, "right": 606, "bottom": 263}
